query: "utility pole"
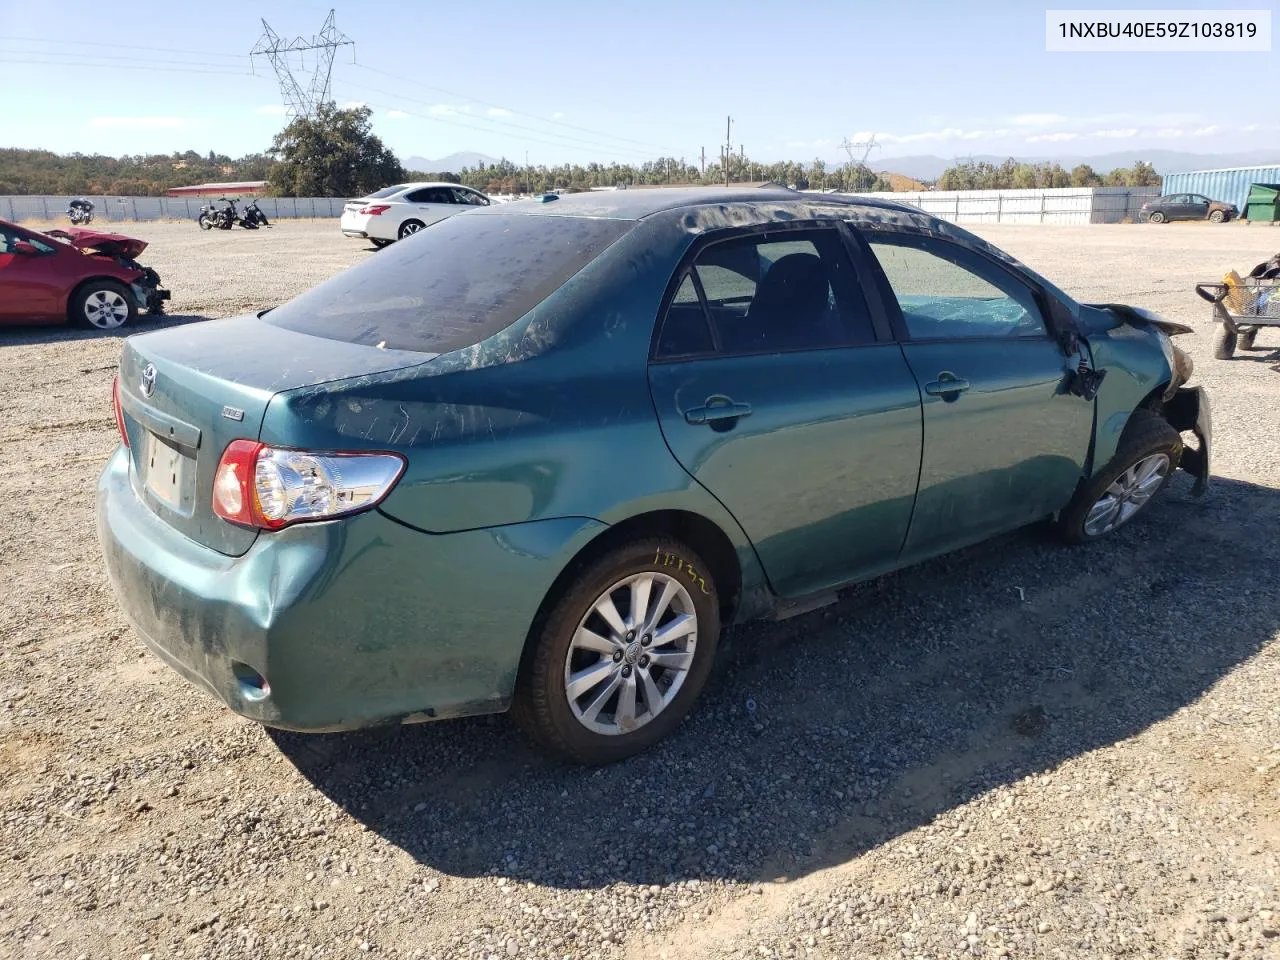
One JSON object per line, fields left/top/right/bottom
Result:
{"left": 724, "top": 116, "right": 733, "bottom": 187}
{"left": 700, "top": 146, "right": 705, "bottom": 176}
{"left": 525, "top": 150, "right": 530, "bottom": 195}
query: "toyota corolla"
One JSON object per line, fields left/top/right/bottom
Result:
{"left": 97, "top": 188, "right": 1210, "bottom": 764}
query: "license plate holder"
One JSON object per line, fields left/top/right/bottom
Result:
{"left": 144, "top": 432, "right": 190, "bottom": 508}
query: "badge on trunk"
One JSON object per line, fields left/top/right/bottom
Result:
{"left": 140, "top": 363, "right": 156, "bottom": 399}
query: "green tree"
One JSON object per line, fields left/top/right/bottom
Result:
{"left": 267, "top": 103, "right": 404, "bottom": 198}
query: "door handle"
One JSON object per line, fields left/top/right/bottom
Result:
{"left": 924, "top": 373, "right": 971, "bottom": 399}
{"left": 684, "top": 396, "right": 753, "bottom": 426}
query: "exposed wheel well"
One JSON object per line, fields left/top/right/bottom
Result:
{"left": 518, "top": 510, "right": 744, "bottom": 674}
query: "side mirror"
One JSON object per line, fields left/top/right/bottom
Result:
{"left": 13, "top": 241, "right": 39, "bottom": 256}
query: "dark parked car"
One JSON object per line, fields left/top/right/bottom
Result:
{"left": 97, "top": 188, "right": 1210, "bottom": 764}
{"left": 0, "top": 219, "right": 169, "bottom": 329}
{"left": 1140, "top": 193, "right": 1238, "bottom": 224}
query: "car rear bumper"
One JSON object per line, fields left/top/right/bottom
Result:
{"left": 339, "top": 211, "right": 392, "bottom": 241}
{"left": 96, "top": 446, "right": 604, "bottom": 731}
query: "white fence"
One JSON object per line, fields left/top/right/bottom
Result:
{"left": 842, "top": 187, "right": 1161, "bottom": 225}
{"left": 0, "top": 195, "right": 348, "bottom": 224}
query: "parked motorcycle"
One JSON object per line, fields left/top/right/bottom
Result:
{"left": 67, "top": 198, "right": 95, "bottom": 225}
{"left": 241, "top": 200, "right": 271, "bottom": 228}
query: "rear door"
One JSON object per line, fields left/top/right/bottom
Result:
{"left": 647, "top": 225, "right": 923, "bottom": 598}
{"left": 860, "top": 230, "right": 1092, "bottom": 561}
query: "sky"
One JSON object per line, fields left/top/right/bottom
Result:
{"left": 0, "top": 0, "right": 1276, "bottom": 167}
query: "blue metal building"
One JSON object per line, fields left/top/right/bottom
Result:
{"left": 1161, "top": 165, "right": 1280, "bottom": 216}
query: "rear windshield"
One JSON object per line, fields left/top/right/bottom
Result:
{"left": 263, "top": 213, "right": 633, "bottom": 353}
{"left": 363, "top": 184, "right": 408, "bottom": 200}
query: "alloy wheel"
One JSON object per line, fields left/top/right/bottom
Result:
{"left": 83, "top": 289, "right": 130, "bottom": 329}
{"left": 1083, "top": 453, "right": 1170, "bottom": 536}
{"left": 563, "top": 572, "right": 698, "bottom": 736}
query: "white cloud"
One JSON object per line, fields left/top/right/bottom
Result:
{"left": 386, "top": 109, "right": 410, "bottom": 120}
{"left": 1192, "top": 125, "right": 1220, "bottom": 137}
{"left": 255, "top": 104, "right": 287, "bottom": 117}
{"left": 1010, "top": 113, "right": 1069, "bottom": 127}
{"left": 1089, "top": 128, "right": 1138, "bottom": 139}
{"left": 1147, "top": 127, "right": 1184, "bottom": 138}
{"left": 89, "top": 116, "right": 193, "bottom": 130}
{"left": 850, "top": 127, "right": 1010, "bottom": 145}
{"left": 338, "top": 100, "right": 369, "bottom": 110}
{"left": 552, "top": 111, "right": 565, "bottom": 119}
{"left": 1026, "top": 132, "right": 1079, "bottom": 143}
{"left": 486, "top": 107, "right": 511, "bottom": 118}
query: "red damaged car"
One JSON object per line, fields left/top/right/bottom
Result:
{"left": 0, "top": 219, "right": 170, "bottom": 330}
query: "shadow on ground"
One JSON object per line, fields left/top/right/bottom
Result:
{"left": 0, "top": 313, "right": 211, "bottom": 347}
{"left": 273, "top": 474, "right": 1280, "bottom": 889}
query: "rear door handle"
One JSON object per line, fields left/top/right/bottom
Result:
{"left": 924, "top": 373, "right": 971, "bottom": 399}
{"left": 684, "top": 396, "right": 753, "bottom": 425}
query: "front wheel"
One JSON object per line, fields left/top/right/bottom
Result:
{"left": 198, "top": 215, "right": 213, "bottom": 230}
{"left": 512, "top": 538, "right": 721, "bottom": 764}
{"left": 1212, "top": 324, "right": 1238, "bottom": 359}
{"left": 1057, "top": 410, "right": 1182, "bottom": 543}
{"left": 1148, "top": 211, "right": 1166, "bottom": 224}
{"left": 1209, "top": 210, "right": 1226, "bottom": 224}
{"left": 70, "top": 280, "right": 137, "bottom": 331}
{"left": 370, "top": 238, "right": 393, "bottom": 249}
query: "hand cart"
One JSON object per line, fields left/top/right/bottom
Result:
{"left": 1195, "top": 277, "right": 1280, "bottom": 359}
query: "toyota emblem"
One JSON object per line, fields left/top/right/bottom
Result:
{"left": 140, "top": 363, "right": 156, "bottom": 399}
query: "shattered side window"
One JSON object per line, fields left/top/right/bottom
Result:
{"left": 262, "top": 214, "right": 633, "bottom": 354}
{"left": 867, "top": 235, "right": 1046, "bottom": 341}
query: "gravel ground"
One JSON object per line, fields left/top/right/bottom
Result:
{"left": 2, "top": 220, "right": 1279, "bottom": 960}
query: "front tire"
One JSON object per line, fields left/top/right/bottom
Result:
{"left": 1148, "top": 211, "right": 1166, "bottom": 224}
{"left": 1212, "top": 324, "right": 1238, "bottom": 359}
{"left": 1209, "top": 210, "right": 1226, "bottom": 223}
{"left": 198, "top": 215, "right": 213, "bottom": 230}
{"left": 512, "top": 538, "right": 721, "bottom": 764}
{"left": 1057, "top": 410, "right": 1182, "bottom": 543}
{"left": 370, "top": 238, "right": 392, "bottom": 249}
{"left": 71, "top": 280, "right": 136, "bottom": 331}
{"left": 397, "top": 219, "right": 425, "bottom": 240}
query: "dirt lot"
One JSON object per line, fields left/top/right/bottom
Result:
{"left": 2, "top": 220, "right": 1279, "bottom": 960}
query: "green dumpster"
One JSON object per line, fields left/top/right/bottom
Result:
{"left": 1245, "top": 183, "right": 1280, "bottom": 222}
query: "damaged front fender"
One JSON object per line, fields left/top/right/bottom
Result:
{"left": 1165, "top": 385, "right": 1212, "bottom": 497}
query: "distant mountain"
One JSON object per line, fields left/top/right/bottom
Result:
{"left": 403, "top": 151, "right": 499, "bottom": 172}
{"left": 877, "top": 149, "right": 1280, "bottom": 182}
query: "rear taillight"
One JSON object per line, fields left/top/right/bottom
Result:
{"left": 212, "top": 441, "right": 406, "bottom": 530}
{"left": 359, "top": 204, "right": 390, "bottom": 215}
{"left": 112, "top": 376, "right": 129, "bottom": 448}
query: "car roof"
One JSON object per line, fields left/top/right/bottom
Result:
{"left": 390, "top": 182, "right": 478, "bottom": 192}
{"left": 466, "top": 186, "right": 927, "bottom": 224}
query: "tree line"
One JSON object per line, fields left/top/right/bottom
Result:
{"left": 1, "top": 105, "right": 1165, "bottom": 199}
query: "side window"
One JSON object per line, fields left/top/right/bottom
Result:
{"left": 866, "top": 235, "right": 1046, "bottom": 340}
{"left": 402, "top": 188, "right": 431, "bottom": 203}
{"left": 452, "top": 188, "right": 488, "bottom": 206}
{"left": 426, "top": 188, "right": 455, "bottom": 204}
{"left": 689, "top": 230, "right": 875, "bottom": 355}
{"left": 0, "top": 227, "right": 16, "bottom": 254}
{"left": 654, "top": 274, "right": 715, "bottom": 357}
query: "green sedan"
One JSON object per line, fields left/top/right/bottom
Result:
{"left": 96, "top": 188, "right": 1211, "bottom": 764}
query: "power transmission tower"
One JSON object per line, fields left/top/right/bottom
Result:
{"left": 840, "top": 134, "right": 881, "bottom": 191}
{"left": 251, "top": 9, "right": 354, "bottom": 120}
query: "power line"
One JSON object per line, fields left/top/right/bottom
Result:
{"left": 0, "top": 48, "right": 253, "bottom": 71}
{"left": 0, "top": 57, "right": 252, "bottom": 77}
{"left": 0, "top": 35, "right": 249, "bottom": 58}
{"left": 341, "top": 82, "right": 661, "bottom": 161}
{"left": 349, "top": 63, "right": 680, "bottom": 157}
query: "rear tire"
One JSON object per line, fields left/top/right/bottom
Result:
{"left": 1149, "top": 211, "right": 1166, "bottom": 224}
{"left": 512, "top": 537, "right": 721, "bottom": 765}
{"left": 1238, "top": 328, "right": 1258, "bottom": 350}
{"left": 1057, "top": 410, "right": 1182, "bottom": 544}
{"left": 1209, "top": 210, "right": 1226, "bottom": 224}
{"left": 370, "top": 238, "right": 392, "bottom": 249}
{"left": 397, "top": 219, "right": 425, "bottom": 240}
{"left": 198, "top": 215, "right": 213, "bottom": 230}
{"left": 1212, "top": 324, "right": 1238, "bottom": 359}
{"left": 70, "top": 280, "right": 136, "bottom": 331}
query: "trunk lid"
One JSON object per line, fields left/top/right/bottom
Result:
{"left": 47, "top": 227, "right": 149, "bottom": 260}
{"left": 116, "top": 314, "right": 431, "bottom": 556}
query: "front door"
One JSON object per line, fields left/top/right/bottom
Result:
{"left": 0, "top": 226, "right": 64, "bottom": 322}
{"left": 647, "top": 226, "right": 923, "bottom": 598}
{"left": 862, "top": 231, "right": 1094, "bottom": 561}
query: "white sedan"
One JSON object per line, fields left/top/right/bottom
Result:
{"left": 340, "top": 182, "right": 493, "bottom": 246}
